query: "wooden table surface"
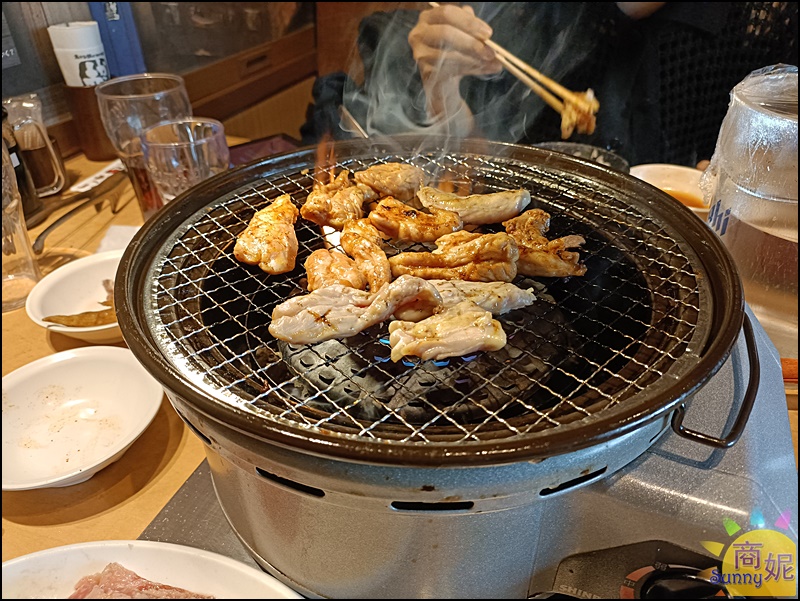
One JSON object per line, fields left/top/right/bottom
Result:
{"left": 2, "top": 148, "right": 798, "bottom": 565}
{"left": 1, "top": 148, "right": 230, "bottom": 563}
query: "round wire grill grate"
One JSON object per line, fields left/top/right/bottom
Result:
{"left": 130, "top": 138, "right": 732, "bottom": 454}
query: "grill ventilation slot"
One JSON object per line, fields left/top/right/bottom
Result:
{"left": 256, "top": 468, "right": 325, "bottom": 497}
{"left": 391, "top": 500, "right": 475, "bottom": 512}
{"left": 539, "top": 467, "right": 608, "bottom": 496}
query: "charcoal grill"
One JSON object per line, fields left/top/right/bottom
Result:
{"left": 116, "top": 136, "right": 756, "bottom": 598}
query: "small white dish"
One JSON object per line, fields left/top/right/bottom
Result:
{"left": 630, "top": 163, "right": 709, "bottom": 221}
{"left": 1, "top": 540, "right": 303, "bottom": 599}
{"left": 2, "top": 346, "right": 163, "bottom": 490}
{"left": 25, "top": 249, "right": 124, "bottom": 344}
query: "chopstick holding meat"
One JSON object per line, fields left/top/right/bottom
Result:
{"left": 492, "top": 50, "right": 599, "bottom": 139}
{"left": 234, "top": 194, "right": 299, "bottom": 275}
{"left": 425, "top": 2, "right": 599, "bottom": 139}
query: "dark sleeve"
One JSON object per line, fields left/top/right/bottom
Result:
{"left": 299, "top": 72, "right": 356, "bottom": 146}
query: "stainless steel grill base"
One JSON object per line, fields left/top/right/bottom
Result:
{"left": 170, "top": 390, "right": 668, "bottom": 599}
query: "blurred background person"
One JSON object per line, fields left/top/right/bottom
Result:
{"left": 301, "top": 2, "right": 797, "bottom": 168}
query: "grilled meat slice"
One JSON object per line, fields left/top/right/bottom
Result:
{"left": 417, "top": 186, "right": 531, "bottom": 224}
{"left": 368, "top": 197, "right": 463, "bottom": 243}
{"left": 269, "top": 275, "right": 443, "bottom": 345}
{"left": 300, "top": 170, "right": 376, "bottom": 230}
{"left": 340, "top": 218, "right": 392, "bottom": 292}
{"left": 388, "top": 230, "right": 519, "bottom": 282}
{"left": 305, "top": 248, "right": 367, "bottom": 291}
{"left": 393, "top": 279, "right": 537, "bottom": 321}
{"left": 503, "top": 209, "right": 587, "bottom": 277}
{"left": 233, "top": 194, "right": 299, "bottom": 274}
{"left": 389, "top": 300, "right": 507, "bottom": 362}
{"left": 353, "top": 162, "right": 427, "bottom": 202}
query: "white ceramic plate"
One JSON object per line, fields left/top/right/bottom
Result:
{"left": 25, "top": 250, "right": 124, "bottom": 344}
{"left": 1, "top": 540, "right": 303, "bottom": 599}
{"left": 2, "top": 347, "right": 163, "bottom": 490}
{"left": 630, "top": 163, "right": 709, "bottom": 221}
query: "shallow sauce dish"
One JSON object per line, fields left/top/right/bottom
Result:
{"left": 25, "top": 250, "right": 124, "bottom": 344}
{"left": 1, "top": 540, "right": 303, "bottom": 599}
{"left": 1, "top": 346, "right": 163, "bottom": 490}
{"left": 629, "top": 163, "right": 708, "bottom": 221}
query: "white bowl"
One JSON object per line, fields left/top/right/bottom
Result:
{"left": 2, "top": 346, "right": 163, "bottom": 490}
{"left": 25, "top": 250, "right": 124, "bottom": 344}
{"left": 630, "top": 163, "right": 709, "bottom": 221}
{"left": 1, "top": 540, "right": 303, "bottom": 599}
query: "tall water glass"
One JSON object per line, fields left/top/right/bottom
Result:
{"left": 2, "top": 139, "right": 41, "bottom": 312}
{"left": 141, "top": 118, "right": 230, "bottom": 204}
{"left": 702, "top": 64, "right": 798, "bottom": 360}
{"left": 95, "top": 73, "right": 192, "bottom": 222}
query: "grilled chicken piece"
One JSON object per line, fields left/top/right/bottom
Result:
{"left": 560, "top": 89, "right": 599, "bottom": 139}
{"left": 417, "top": 186, "right": 531, "bottom": 225}
{"left": 389, "top": 300, "right": 507, "bottom": 362}
{"left": 304, "top": 249, "right": 367, "bottom": 291}
{"left": 300, "top": 170, "right": 377, "bottom": 230}
{"left": 353, "top": 162, "right": 427, "bottom": 202}
{"left": 389, "top": 230, "right": 519, "bottom": 282}
{"left": 341, "top": 218, "right": 392, "bottom": 292}
{"left": 368, "top": 197, "right": 463, "bottom": 243}
{"left": 503, "top": 209, "right": 587, "bottom": 277}
{"left": 233, "top": 194, "right": 299, "bottom": 274}
{"left": 393, "top": 279, "right": 536, "bottom": 321}
{"left": 269, "top": 275, "right": 443, "bottom": 345}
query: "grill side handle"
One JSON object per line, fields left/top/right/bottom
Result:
{"left": 670, "top": 314, "right": 759, "bottom": 449}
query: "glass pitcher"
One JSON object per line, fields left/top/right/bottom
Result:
{"left": 2, "top": 93, "right": 67, "bottom": 198}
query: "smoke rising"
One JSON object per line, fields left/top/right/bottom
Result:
{"left": 336, "top": 3, "right": 603, "bottom": 146}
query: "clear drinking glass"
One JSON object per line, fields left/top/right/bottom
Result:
{"left": 95, "top": 73, "right": 192, "bottom": 222}
{"left": 2, "top": 139, "right": 41, "bottom": 312}
{"left": 141, "top": 118, "right": 230, "bottom": 203}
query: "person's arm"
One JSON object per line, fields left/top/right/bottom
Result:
{"left": 407, "top": 3, "right": 501, "bottom": 134}
{"left": 615, "top": 3, "right": 666, "bottom": 20}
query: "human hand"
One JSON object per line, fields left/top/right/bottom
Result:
{"left": 408, "top": 4, "right": 502, "bottom": 124}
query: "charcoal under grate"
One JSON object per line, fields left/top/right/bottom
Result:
{"left": 122, "top": 137, "right": 742, "bottom": 459}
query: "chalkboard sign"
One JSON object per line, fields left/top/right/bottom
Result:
{"left": 2, "top": 9, "right": 21, "bottom": 70}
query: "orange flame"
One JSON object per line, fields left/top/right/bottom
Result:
{"left": 314, "top": 133, "right": 336, "bottom": 187}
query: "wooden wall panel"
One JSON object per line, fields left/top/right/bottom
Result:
{"left": 315, "top": 2, "right": 427, "bottom": 84}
